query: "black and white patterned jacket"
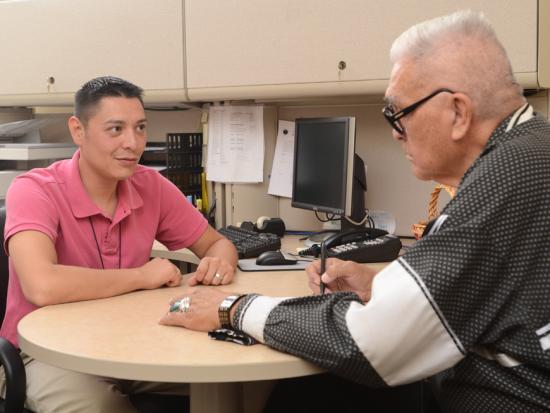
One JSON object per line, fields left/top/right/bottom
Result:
{"left": 234, "top": 104, "right": 550, "bottom": 413}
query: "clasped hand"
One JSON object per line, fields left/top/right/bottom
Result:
{"left": 141, "top": 256, "right": 235, "bottom": 290}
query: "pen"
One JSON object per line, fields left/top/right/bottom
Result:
{"left": 319, "top": 241, "right": 327, "bottom": 295}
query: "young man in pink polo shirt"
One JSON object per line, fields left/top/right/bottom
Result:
{"left": 0, "top": 76, "right": 238, "bottom": 412}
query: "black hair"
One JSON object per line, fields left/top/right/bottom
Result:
{"left": 74, "top": 76, "right": 144, "bottom": 123}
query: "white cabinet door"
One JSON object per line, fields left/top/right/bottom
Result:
{"left": 0, "top": 0, "right": 185, "bottom": 104}
{"left": 185, "top": 0, "right": 538, "bottom": 100}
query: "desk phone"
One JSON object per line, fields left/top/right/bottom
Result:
{"left": 299, "top": 228, "right": 402, "bottom": 263}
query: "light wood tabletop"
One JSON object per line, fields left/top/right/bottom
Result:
{"left": 19, "top": 235, "right": 391, "bottom": 412}
{"left": 18, "top": 269, "right": 323, "bottom": 413}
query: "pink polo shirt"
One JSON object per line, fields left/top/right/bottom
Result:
{"left": 0, "top": 150, "right": 207, "bottom": 347}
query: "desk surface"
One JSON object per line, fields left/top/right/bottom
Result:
{"left": 19, "top": 238, "right": 389, "bottom": 412}
{"left": 18, "top": 270, "right": 323, "bottom": 384}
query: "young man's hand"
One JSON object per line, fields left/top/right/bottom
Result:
{"left": 189, "top": 256, "right": 235, "bottom": 286}
{"left": 139, "top": 258, "right": 182, "bottom": 288}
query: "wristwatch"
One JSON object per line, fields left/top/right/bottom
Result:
{"left": 218, "top": 294, "right": 245, "bottom": 329}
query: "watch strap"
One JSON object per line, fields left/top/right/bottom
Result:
{"left": 219, "top": 294, "right": 245, "bottom": 329}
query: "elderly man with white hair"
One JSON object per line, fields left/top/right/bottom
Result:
{"left": 162, "top": 10, "right": 550, "bottom": 413}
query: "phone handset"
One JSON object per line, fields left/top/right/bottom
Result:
{"left": 323, "top": 227, "right": 389, "bottom": 249}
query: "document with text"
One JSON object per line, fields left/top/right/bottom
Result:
{"left": 206, "top": 105, "right": 264, "bottom": 183}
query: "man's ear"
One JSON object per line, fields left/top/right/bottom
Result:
{"left": 450, "top": 93, "right": 473, "bottom": 142}
{"left": 68, "top": 116, "right": 85, "bottom": 146}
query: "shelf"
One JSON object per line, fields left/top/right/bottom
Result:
{"left": 0, "top": 143, "right": 77, "bottom": 160}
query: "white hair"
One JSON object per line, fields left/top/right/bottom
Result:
{"left": 390, "top": 10, "right": 524, "bottom": 119}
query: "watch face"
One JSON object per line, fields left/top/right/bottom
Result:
{"left": 222, "top": 295, "right": 238, "bottom": 309}
{"left": 219, "top": 295, "right": 243, "bottom": 329}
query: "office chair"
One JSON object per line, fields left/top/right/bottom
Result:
{"left": 0, "top": 200, "right": 188, "bottom": 413}
{"left": 0, "top": 200, "right": 28, "bottom": 413}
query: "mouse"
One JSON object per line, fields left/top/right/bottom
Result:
{"left": 256, "top": 250, "right": 297, "bottom": 266}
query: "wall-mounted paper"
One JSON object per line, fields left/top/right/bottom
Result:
{"left": 268, "top": 120, "right": 295, "bottom": 198}
{"left": 206, "top": 105, "right": 264, "bottom": 183}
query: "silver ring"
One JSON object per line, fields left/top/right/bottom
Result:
{"left": 179, "top": 296, "right": 191, "bottom": 312}
{"left": 214, "top": 273, "right": 223, "bottom": 280}
{"left": 170, "top": 296, "right": 192, "bottom": 313}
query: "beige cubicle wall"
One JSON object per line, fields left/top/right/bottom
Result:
{"left": 218, "top": 90, "right": 549, "bottom": 237}
{"left": 218, "top": 100, "right": 433, "bottom": 235}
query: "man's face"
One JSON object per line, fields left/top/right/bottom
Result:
{"left": 72, "top": 96, "right": 147, "bottom": 183}
{"left": 384, "top": 60, "right": 456, "bottom": 182}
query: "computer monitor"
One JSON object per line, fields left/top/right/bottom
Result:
{"left": 291, "top": 117, "right": 366, "bottom": 232}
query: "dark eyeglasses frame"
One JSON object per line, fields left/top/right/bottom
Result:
{"left": 382, "top": 88, "right": 455, "bottom": 134}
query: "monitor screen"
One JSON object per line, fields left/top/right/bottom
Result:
{"left": 291, "top": 117, "right": 355, "bottom": 217}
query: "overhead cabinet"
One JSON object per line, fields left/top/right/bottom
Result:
{"left": 0, "top": 0, "right": 547, "bottom": 105}
{"left": 185, "top": 0, "right": 548, "bottom": 101}
{"left": 0, "top": 0, "right": 186, "bottom": 106}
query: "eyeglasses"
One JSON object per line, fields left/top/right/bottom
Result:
{"left": 382, "top": 88, "right": 455, "bottom": 134}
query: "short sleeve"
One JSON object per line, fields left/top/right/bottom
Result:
{"left": 155, "top": 175, "right": 208, "bottom": 250}
{"left": 4, "top": 175, "right": 60, "bottom": 254}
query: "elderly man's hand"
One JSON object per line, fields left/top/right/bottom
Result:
{"left": 159, "top": 287, "right": 234, "bottom": 331}
{"left": 305, "top": 258, "right": 378, "bottom": 302}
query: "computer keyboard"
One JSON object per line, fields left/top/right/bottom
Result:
{"left": 219, "top": 225, "right": 281, "bottom": 258}
{"left": 298, "top": 234, "right": 402, "bottom": 263}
